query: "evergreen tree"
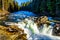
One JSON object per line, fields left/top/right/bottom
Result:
{"left": 0, "top": 0, "right": 20, "bottom": 12}
{"left": 0, "top": 0, "right": 2, "bottom": 9}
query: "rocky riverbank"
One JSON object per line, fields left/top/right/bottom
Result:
{"left": 0, "top": 11, "right": 60, "bottom": 40}
{"left": 0, "top": 10, "right": 27, "bottom": 40}
{"left": 0, "top": 25, "right": 27, "bottom": 40}
{"left": 0, "top": 10, "right": 9, "bottom": 20}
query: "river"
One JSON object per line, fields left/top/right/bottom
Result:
{"left": 7, "top": 11, "right": 60, "bottom": 40}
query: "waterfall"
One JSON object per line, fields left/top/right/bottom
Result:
{"left": 7, "top": 14, "right": 60, "bottom": 40}
{"left": 16, "top": 18, "right": 40, "bottom": 39}
{"left": 39, "top": 24, "right": 53, "bottom": 35}
{"left": 16, "top": 18, "right": 57, "bottom": 39}
{"left": 5, "top": 17, "right": 60, "bottom": 40}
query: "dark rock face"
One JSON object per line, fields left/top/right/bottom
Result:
{"left": 52, "top": 23, "right": 60, "bottom": 36}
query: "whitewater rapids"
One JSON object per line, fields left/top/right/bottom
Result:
{"left": 5, "top": 18, "right": 60, "bottom": 40}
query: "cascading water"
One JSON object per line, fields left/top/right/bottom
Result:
{"left": 7, "top": 11, "right": 60, "bottom": 40}
{"left": 16, "top": 18, "right": 40, "bottom": 39}
{"left": 39, "top": 24, "right": 53, "bottom": 35}
{"left": 6, "top": 18, "right": 60, "bottom": 40}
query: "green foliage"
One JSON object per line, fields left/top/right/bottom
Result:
{"left": 0, "top": 0, "right": 20, "bottom": 12}
{"left": 29, "top": 0, "right": 60, "bottom": 16}
{"left": 21, "top": 1, "right": 30, "bottom": 7}
{"left": 0, "top": 0, "right": 2, "bottom": 9}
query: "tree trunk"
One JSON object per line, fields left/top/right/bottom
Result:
{"left": 2, "top": 0, "right": 4, "bottom": 11}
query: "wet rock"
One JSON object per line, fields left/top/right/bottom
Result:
{"left": 35, "top": 16, "right": 50, "bottom": 27}
{"left": 0, "top": 25, "right": 27, "bottom": 40}
{"left": 52, "top": 23, "right": 60, "bottom": 36}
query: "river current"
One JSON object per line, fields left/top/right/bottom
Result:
{"left": 6, "top": 11, "right": 60, "bottom": 40}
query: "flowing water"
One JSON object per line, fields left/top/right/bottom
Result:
{"left": 6, "top": 11, "right": 60, "bottom": 40}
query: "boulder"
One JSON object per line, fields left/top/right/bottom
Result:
{"left": 35, "top": 16, "right": 50, "bottom": 27}
{"left": 52, "top": 23, "right": 60, "bottom": 36}
{"left": 0, "top": 25, "right": 27, "bottom": 40}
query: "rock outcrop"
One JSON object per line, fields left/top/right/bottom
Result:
{"left": 0, "top": 25, "right": 27, "bottom": 40}
{"left": 0, "top": 10, "right": 9, "bottom": 20}
{"left": 35, "top": 16, "right": 50, "bottom": 27}
{"left": 52, "top": 23, "right": 60, "bottom": 36}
